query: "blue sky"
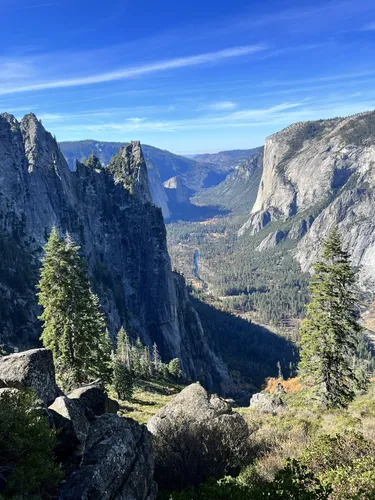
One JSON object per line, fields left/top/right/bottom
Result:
{"left": 1, "top": 0, "right": 375, "bottom": 154}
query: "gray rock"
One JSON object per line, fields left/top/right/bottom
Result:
{"left": 107, "top": 141, "right": 152, "bottom": 205}
{"left": 58, "top": 414, "right": 156, "bottom": 500}
{"left": 164, "top": 175, "right": 190, "bottom": 204}
{"left": 256, "top": 230, "right": 286, "bottom": 251}
{"left": 67, "top": 382, "right": 108, "bottom": 420}
{"left": 49, "top": 396, "right": 89, "bottom": 457}
{"left": 106, "top": 397, "right": 120, "bottom": 414}
{"left": 275, "top": 382, "right": 286, "bottom": 395}
{"left": 148, "top": 383, "right": 232, "bottom": 432}
{"left": 148, "top": 383, "right": 249, "bottom": 489}
{"left": 289, "top": 216, "right": 314, "bottom": 239}
{"left": 0, "top": 349, "right": 60, "bottom": 405}
{"left": 250, "top": 391, "right": 288, "bottom": 415}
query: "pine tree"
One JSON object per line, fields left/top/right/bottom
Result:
{"left": 141, "top": 345, "right": 152, "bottom": 378}
{"left": 277, "top": 361, "right": 283, "bottom": 380}
{"left": 168, "top": 358, "right": 182, "bottom": 380}
{"left": 132, "top": 337, "right": 144, "bottom": 377}
{"left": 37, "top": 227, "right": 113, "bottom": 389}
{"left": 113, "top": 327, "right": 134, "bottom": 400}
{"left": 152, "top": 342, "right": 160, "bottom": 374}
{"left": 298, "top": 228, "right": 365, "bottom": 408}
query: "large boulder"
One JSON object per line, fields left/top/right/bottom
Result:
{"left": 49, "top": 396, "right": 90, "bottom": 462}
{"left": 0, "top": 349, "right": 60, "bottom": 405}
{"left": 58, "top": 414, "right": 157, "bottom": 500}
{"left": 67, "top": 382, "right": 108, "bottom": 420}
{"left": 249, "top": 391, "right": 288, "bottom": 415}
{"left": 147, "top": 383, "right": 249, "bottom": 489}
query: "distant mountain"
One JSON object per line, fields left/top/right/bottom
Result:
{"left": 193, "top": 148, "right": 262, "bottom": 170}
{"left": 60, "top": 140, "right": 227, "bottom": 189}
{"left": 60, "top": 140, "right": 234, "bottom": 221}
{"left": 59, "top": 140, "right": 123, "bottom": 170}
{"left": 192, "top": 149, "right": 263, "bottom": 216}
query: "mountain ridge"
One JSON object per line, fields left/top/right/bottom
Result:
{"left": 0, "top": 112, "right": 231, "bottom": 392}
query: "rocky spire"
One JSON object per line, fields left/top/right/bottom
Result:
{"left": 106, "top": 141, "right": 152, "bottom": 204}
{"left": 20, "top": 113, "right": 68, "bottom": 179}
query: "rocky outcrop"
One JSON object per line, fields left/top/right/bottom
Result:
{"left": 295, "top": 187, "right": 375, "bottom": 288}
{"left": 0, "top": 113, "right": 229, "bottom": 389}
{"left": 164, "top": 175, "right": 190, "bottom": 204}
{"left": 238, "top": 111, "right": 375, "bottom": 286}
{"left": 249, "top": 391, "right": 288, "bottom": 415}
{"left": 60, "top": 140, "right": 171, "bottom": 219}
{"left": 0, "top": 348, "right": 60, "bottom": 405}
{"left": 148, "top": 383, "right": 249, "bottom": 489}
{"left": 107, "top": 141, "right": 152, "bottom": 204}
{"left": 49, "top": 396, "right": 90, "bottom": 460}
{"left": 147, "top": 383, "right": 237, "bottom": 433}
{"left": 288, "top": 216, "right": 314, "bottom": 239}
{"left": 59, "top": 414, "right": 157, "bottom": 500}
{"left": 0, "top": 349, "right": 156, "bottom": 499}
{"left": 257, "top": 230, "right": 286, "bottom": 251}
{"left": 67, "top": 382, "right": 110, "bottom": 420}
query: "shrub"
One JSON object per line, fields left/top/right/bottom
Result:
{"left": 152, "top": 414, "right": 251, "bottom": 490}
{"left": 168, "top": 358, "right": 182, "bottom": 380}
{"left": 323, "top": 456, "right": 375, "bottom": 499}
{"left": 0, "top": 389, "right": 62, "bottom": 498}
{"left": 299, "top": 432, "right": 375, "bottom": 475}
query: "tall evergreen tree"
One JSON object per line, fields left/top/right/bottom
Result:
{"left": 298, "top": 228, "right": 365, "bottom": 408}
{"left": 152, "top": 342, "right": 160, "bottom": 374}
{"left": 168, "top": 358, "right": 182, "bottom": 380}
{"left": 37, "top": 227, "right": 112, "bottom": 389}
{"left": 113, "top": 327, "right": 134, "bottom": 400}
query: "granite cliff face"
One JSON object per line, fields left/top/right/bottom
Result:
{"left": 239, "top": 111, "right": 375, "bottom": 287}
{"left": 164, "top": 175, "right": 190, "bottom": 205}
{"left": 0, "top": 112, "right": 230, "bottom": 391}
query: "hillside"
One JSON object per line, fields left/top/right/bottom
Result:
{"left": 239, "top": 111, "right": 375, "bottom": 290}
{"left": 192, "top": 148, "right": 263, "bottom": 215}
{"left": 193, "top": 147, "right": 262, "bottom": 170}
{"left": 167, "top": 110, "right": 375, "bottom": 335}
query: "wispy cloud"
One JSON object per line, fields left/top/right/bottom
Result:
{"left": 52, "top": 101, "right": 304, "bottom": 134}
{"left": 23, "top": 2, "right": 58, "bottom": 8}
{"left": 208, "top": 101, "right": 237, "bottom": 111}
{"left": 0, "top": 60, "right": 37, "bottom": 83}
{"left": 0, "top": 44, "right": 266, "bottom": 96}
{"left": 48, "top": 97, "right": 375, "bottom": 138}
{"left": 362, "top": 22, "right": 375, "bottom": 30}
{"left": 262, "top": 69, "right": 375, "bottom": 87}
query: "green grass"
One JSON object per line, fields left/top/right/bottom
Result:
{"left": 114, "top": 378, "right": 185, "bottom": 424}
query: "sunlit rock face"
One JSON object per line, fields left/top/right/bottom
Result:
{"left": 239, "top": 111, "right": 375, "bottom": 288}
